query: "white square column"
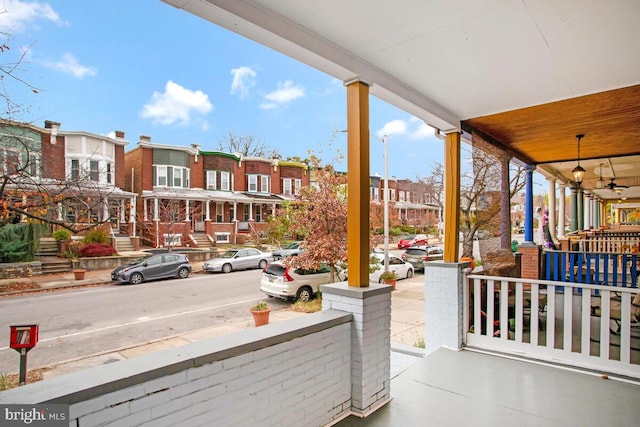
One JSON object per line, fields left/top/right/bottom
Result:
{"left": 321, "top": 283, "right": 392, "bottom": 417}
{"left": 424, "top": 261, "right": 468, "bottom": 355}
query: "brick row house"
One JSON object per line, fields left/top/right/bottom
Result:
{"left": 124, "top": 137, "right": 310, "bottom": 248}
{"left": 370, "top": 175, "right": 440, "bottom": 231}
{"left": 0, "top": 119, "right": 137, "bottom": 238}
{"left": 2, "top": 119, "right": 441, "bottom": 251}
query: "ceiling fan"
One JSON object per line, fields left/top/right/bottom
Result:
{"left": 606, "top": 177, "right": 628, "bottom": 192}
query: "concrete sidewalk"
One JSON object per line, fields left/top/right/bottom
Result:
{"left": 1, "top": 262, "right": 426, "bottom": 380}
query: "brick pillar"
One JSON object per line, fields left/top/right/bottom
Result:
{"left": 424, "top": 261, "right": 467, "bottom": 355}
{"left": 518, "top": 242, "right": 541, "bottom": 280}
{"left": 320, "top": 283, "right": 392, "bottom": 417}
{"left": 130, "top": 236, "right": 140, "bottom": 250}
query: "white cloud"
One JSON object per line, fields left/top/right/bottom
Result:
{"left": 319, "top": 77, "right": 343, "bottom": 96}
{"left": 42, "top": 52, "right": 97, "bottom": 78}
{"left": 230, "top": 66, "right": 257, "bottom": 99}
{"left": 0, "top": 0, "right": 64, "bottom": 32}
{"left": 261, "top": 80, "right": 305, "bottom": 108}
{"left": 376, "top": 116, "right": 435, "bottom": 140}
{"left": 376, "top": 119, "right": 407, "bottom": 139}
{"left": 141, "top": 80, "right": 213, "bottom": 126}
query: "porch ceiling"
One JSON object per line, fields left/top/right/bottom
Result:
{"left": 162, "top": 0, "right": 640, "bottom": 201}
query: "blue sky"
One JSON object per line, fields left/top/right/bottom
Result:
{"left": 0, "top": 0, "right": 445, "bottom": 180}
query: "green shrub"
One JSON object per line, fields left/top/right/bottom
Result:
{"left": 52, "top": 229, "right": 71, "bottom": 241}
{"left": 83, "top": 229, "right": 111, "bottom": 244}
{"left": 64, "top": 241, "right": 85, "bottom": 259}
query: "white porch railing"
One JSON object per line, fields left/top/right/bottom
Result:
{"left": 464, "top": 274, "right": 640, "bottom": 379}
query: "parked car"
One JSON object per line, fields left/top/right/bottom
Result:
{"left": 260, "top": 261, "right": 336, "bottom": 302}
{"left": 203, "top": 248, "right": 274, "bottom": 273}
{"left": 272, "top": 241, "right": 304, "bottom": 260}
{"left": 397, "top": 234, "right": 428, "bottom": 249}
{"left": 339, "top": 253, "right": 414, "bottom": 283}
{"left": 111, "top": 253, "right": 191, "bottom": 285}
{"left": 402, "top": 245, "right": 444, "bottom": 270}
{"left": 474, "top": 230, "right": 491, "bottom": 240}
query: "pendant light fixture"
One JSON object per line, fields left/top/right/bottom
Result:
{"left": 597, "top": 163, "right": 605, "bottom": 189}
{"left": 572, "top": 134, "right": 585, "bottom": 184}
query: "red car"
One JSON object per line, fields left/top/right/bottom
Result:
{"left": 397, "top": 234, "right": 428, "bottom": 249}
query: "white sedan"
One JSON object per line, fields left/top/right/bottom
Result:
{"left": 339, "top": 253, "right": 414, "bottom": 283}
{"left": 370, "top": 254, "right": 414, "bottom": 283}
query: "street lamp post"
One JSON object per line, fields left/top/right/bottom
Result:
{"left": 383, "top": 135, "right": 389, "bottom": 273}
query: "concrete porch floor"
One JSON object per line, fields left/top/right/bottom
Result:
{"left": 336, "top": 347, "right": 640, "bottom": 427}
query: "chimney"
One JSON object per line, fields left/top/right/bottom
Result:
{"left": 44, "top": 120, "right": 61, "bottom": 129}
{"left": 139, "top": 135, "right": 151, "bottom": 143}
{"left": 44, "top": 120, "right": 60, "bottom": 145}
{"left": 114, "top": 130, "right": 125, "bottom": 139}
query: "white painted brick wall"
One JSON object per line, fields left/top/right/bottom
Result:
{"left": 424, "top": 262, "right": 465, "bottom": 355}
{"left": 0, "top": 313, "right": 352, "bottom": 427}
{"left": 66, "top": 322, "right": 352, "bottom": 427}
{"left": 321, "top": 283, "right": 392, "bottom": 417}
{"left": 2, "top": 288, "right": 396, "bottom": 426}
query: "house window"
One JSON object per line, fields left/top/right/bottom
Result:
{"left": 248, "top": 174, "right": 269, "bottom": 193}
{"left": 2, "top": 149, "right": 20, "bottom": 175}
{"left": 207, "top": 171, "right": 217, "bottom": 190}
{"left": 156, "top": 166, "right": 167, "bottom": 186}
{"left": 216, "top": 203, "right": 223, "bottom": 222}
{"left": 399, "top": 191, "right": 405, "bottom": 202}
{"left": 173, "top": 170, "right": 181, "bottom": 187}
{"left": 371, "top": 187, "right": 379, "bottom": 201}
{"left": 19, "top": 153, "right": 39, "bottom": 177}
{"left": 255, "top": 205, "right": 262, "bottom": 222}
{"left": 89, "top": 160, "right": 99, "bottom": 182}
{"left": 71, "top": 159, "right": 80, "bottom": 181}
{"left": 220, "top": 171, "right": 230, "bottom": 191}
{"left": 243, "top": 205, "right": 250, "bottom": 221}
{"left": 214, "top": 232, "right": 230, "bottom": 243}
{"left": 294, "top": 179, "right": 301, "bottom": 195}
{"left": 248, "top": 175, "right": 258, "bottom": 192}
{"left": 390, "top": 189, "right": 396, "bottom": 201}
{"left": 106, "top": 163, "right": 112, "bottom": 184}
{"left": 283, "top": 179, "right": 292, "bottom": 195}
{"left": 163, "top": 233, "right": 181, "bottom": 247}
{"left": 153, "top": 165, "right": 189, "bottom": 188}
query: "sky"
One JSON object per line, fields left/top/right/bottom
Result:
{"left": 0, "top": 0, "right": 446, "bottom": 181}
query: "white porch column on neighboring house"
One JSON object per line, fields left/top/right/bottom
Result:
{"left": 205, "top": 200, "right": 210, "bottom": 221}
{"left": 57, "top": 202, "right": 63, "bottom": 221}
{"left": 249, "top": 202, "right": 253, "bottom": 220}
{"left": 584, "top": 192, "right": 592, "bottom": 230}
{"left": 424, "top": 261, "right": 469, "bottom": 355}
{"left": 130, "top": 196, "right": 136, "bottom": 237}
{"left": 547, "top": 178, "right": 557, "bottom": 240}
{"left": 143, "top": 198, "right": 148, "bottom": 222}
{"left": 102, "top": 197, "right": 109, "bottom": 223}
{"left": 185, "top": 200, "right": 190, "bottom": 221}
{"left": 153, "top": 198, "right": 159, "bottom": 221}
{"left": 557, "top": 184, "right": 566, "bottom": 238}
{"left": 321, "top": 283, "right": 392, "bottom": 417}
{"left": 233, "top": 201, "right": 237, "bottom": 221}
{"left": 120, "top": 199, "right": 126, "bottom": 222}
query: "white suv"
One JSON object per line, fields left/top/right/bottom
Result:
{"left": 260, "top": 261, "right": 334, "bottom": 302}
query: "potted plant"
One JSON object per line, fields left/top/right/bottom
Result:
{"left": 380, "top": 270, "right": 397, "bottom": 289}
{"left": 250, "top": 300, "right": 271, "bottom": 327}
{"left": 73, "top": 269, "right": 87, "bottom": 280}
